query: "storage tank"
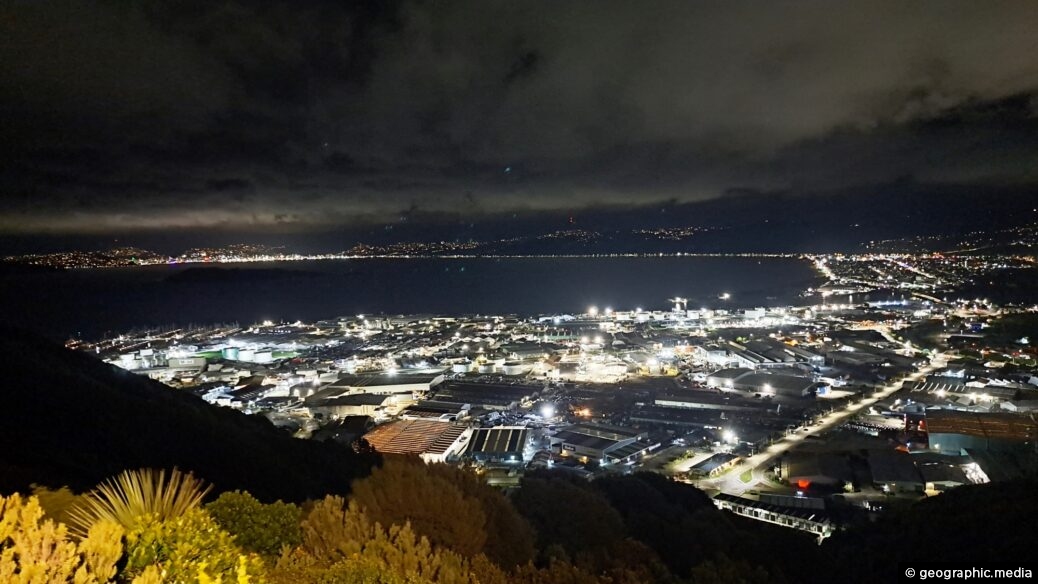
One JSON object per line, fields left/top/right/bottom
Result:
{"left": 502, "top": 361, "right": 529, "bottom": 375}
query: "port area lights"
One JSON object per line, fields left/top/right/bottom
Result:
{"left": 540, "top": 403, "right": 556, "bottom": 419}
{"left": 722, "top": 429, "right": 738, "bottom": 444}
{"left": 588, "top": 306, "right": 599, "bottom": 317}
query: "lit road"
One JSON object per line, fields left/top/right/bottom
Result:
{"left": 699, "top": 355, "right": 945, "bottom": 496}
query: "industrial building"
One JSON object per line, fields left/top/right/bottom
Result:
{"left": 433, "top": 382, "right": 540, "bottom": 411}
{"left": 550, "top": 422, "right": 655, "bottom": 464}
{"left": 361, "top": 419, "right": 471, "bottom": 463}
{"left": 689, "top": 452, "right": 741, "bottom": 477}
{"left": 325, "top": 371, "right": 445, "bottom": 395}
{"left": 694, "top": 340, "right": 824, "bottom": 370}
{"left": 462, "top": 427, "right": 530, "bottom": 463}
{"left": 924, "top": 410, "right": 1038, "bottom": 453}
{"left": 780, "top": 453, "right": 853, "bottom": 489}
{"left": 868, "top": 451, "right": 924, "bottom": 493}
{"left": 304, "top": 392, "right": 408, "bottom": 419}
{"left": 713, "top": 493, "right": 833, "bottom": 542}
{"left": 654, "top": 392, "right": 764, "bottom": 413}
{"left": 706, "top": 368, "right": 822, "bottom": 397}
{"left": 400, "top": 400, "right": 470, "bottom": 421}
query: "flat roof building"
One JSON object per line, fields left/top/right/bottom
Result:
{"left": 550, "top": 422, "right": 650, "bottom": 463}
{"left": 326, "top": 371, "right": 444, "bottom": 395}
{"left": 925, "top": 410, "right": 1038, "bottom": 453}
{"left": 706, "top": 368, "right": 821, "bottom": 397}
{"left": 362, "top": 419, "right": 470, "bottom": 463}
{"left": 690, "top": 452, "right": 740, "bottom": 477}
{"left": 713, "top": 493, "right": 833, "bottom": 542}
{"left": 462, "top": 427, "right": 530, "bottom": 463}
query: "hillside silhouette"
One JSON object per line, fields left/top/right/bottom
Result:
{"left": 0, "top": 327, "right": 377, "bottom": 501}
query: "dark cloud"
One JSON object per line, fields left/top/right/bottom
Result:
{"left": 1, "top": 0, "right": 1038, "bottom": 233}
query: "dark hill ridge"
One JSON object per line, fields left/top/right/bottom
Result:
{"left": 0, "top": 327, "right": 377, "bottom": 501}
{"left": 827, "top": 477, "right": 1038, "bottom": 584}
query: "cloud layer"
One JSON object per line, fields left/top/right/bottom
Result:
{"left": 2, "top": 0, "right": 1038, "bottom": 233}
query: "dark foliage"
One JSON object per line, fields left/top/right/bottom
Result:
{"left": 0, "top": 327, "right": 378, "bottom": 501}
{"left": 827, "top": 478, "right": 1038, "bottom": 584}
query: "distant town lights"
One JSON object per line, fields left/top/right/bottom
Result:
{"left": 588, "top": 306, "right": 599, "bottom": 316}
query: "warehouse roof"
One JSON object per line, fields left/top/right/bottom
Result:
{"left": 310, "top": 393, "right": 390, "bottom": 407}
{"left": 464, "top": 427, "right": 528, "bottom": 457}
{"left": 706, "top": 368, "right": 754, "bottom": 380}
{"left": 692, "top": 452, "right": 739, "bottom": 473}
{"left": 714, "top": 493, "right": 831, "bottom": 523}
{"left": 553, "top": 430, "right": 618, "bottom": 452}
{"left": 331, "top": 371, "right": 443, "bottom": 388}
{"left": 362, "top": 419, "right": 461, "bottom": 455}
{"left": 925, "top": 410, "right": 1038, "bottom": 441}
{"left": 736, "top": 373, "right": 820, "bottom": 395}
{"left": 868, "top": 451, "right": 922, "bottom": 484}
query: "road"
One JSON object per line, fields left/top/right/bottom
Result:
{"left": 699, "top": 355, "right": 944, "bottom": 496}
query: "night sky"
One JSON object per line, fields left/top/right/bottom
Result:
{"left": 3, "top": 1, "right": 1038, "bottom": 246}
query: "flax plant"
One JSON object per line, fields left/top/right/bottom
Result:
{"left": 67, "top": 468, "right": 211, "bottom": 537}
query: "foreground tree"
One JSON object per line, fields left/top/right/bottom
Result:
{"left": 120, "top": 507, "right": 264, "bottom": 583}
{"left": 207, "top": 490, "right": 302, "bottom": 558}
{"left": 348, "top": 458, "right": 489, "bottom": 559}
{"left": 421, "top": 463, "right": 537, "bottom": 569}
{"left": 0, "top": 493, "right": 123, "bottom": 583}
{"left": 285, "top": 494, "right": 488, "bottom": 584}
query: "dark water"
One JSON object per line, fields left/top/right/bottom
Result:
{"left": 0, "top": 257, "right": 820, "bottom": 338}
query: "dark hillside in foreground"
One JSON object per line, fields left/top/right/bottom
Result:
{"left": 826, "top": 478, "right": 1038, "bottom": 583}
{"left": 0, "top": 327, "right": 377, "bottom": 500}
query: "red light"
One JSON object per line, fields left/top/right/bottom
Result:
{"left": 797, "top": 479, "right": 810, "bottom": 489}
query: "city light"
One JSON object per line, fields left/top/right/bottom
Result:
{"left": 588, "top": 306, "right": 599, "bottom": 316}
{"left": 540, "top": 404, "right": 556, "bottom": 419}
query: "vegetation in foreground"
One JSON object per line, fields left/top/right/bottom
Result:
{"left": 6, "top": 459, "right": 1036, "bottom": 584}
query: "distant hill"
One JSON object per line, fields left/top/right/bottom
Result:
{"left": 0, "top": 328, "right": 377, "bottom": 501}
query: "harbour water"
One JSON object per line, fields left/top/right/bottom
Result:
{"left": 0, "top": 256, "right": 821, "bottom": 338}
